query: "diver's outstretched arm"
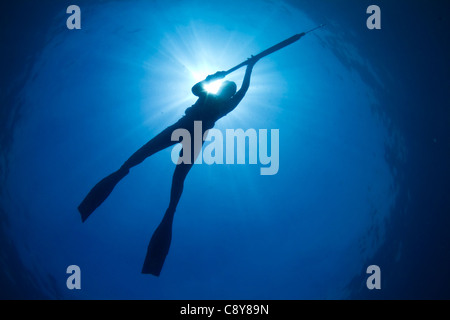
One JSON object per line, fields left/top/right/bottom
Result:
{"left": 227, "top": 57, "right": 259, "bottom": 109}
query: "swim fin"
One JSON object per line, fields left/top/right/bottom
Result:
{"left": 142, "top": 210, "right": 175, "bottom": 276}
{"left": 78, "top": 168, "right": 129, "bottom": 222}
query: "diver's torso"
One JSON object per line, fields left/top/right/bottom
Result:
{"left": 184, "top": 95, "right": 231, "bottom": 129}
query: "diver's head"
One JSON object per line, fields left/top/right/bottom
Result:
{"left": 216, "top": 81, "right": 237, "bottom": 99}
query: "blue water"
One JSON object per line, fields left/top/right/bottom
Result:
{"left": 1, "top": 0, "right": 449, "bottom": 299}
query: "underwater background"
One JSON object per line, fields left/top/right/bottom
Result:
{"left": 1, "top": 0, "right": 449, "bottom": 299}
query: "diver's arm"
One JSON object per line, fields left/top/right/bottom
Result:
{"left": 228, "top": 58, "right": 258, "bottom": 107}
{"left": 191, "top": 71, "right": 227, "bottom": 96}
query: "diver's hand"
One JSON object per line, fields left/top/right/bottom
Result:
{"left": 246, "top": 55, "right": 259, "bottom": 67}
{"left": 206, "top": 71, "right": 227, "bottom": 81}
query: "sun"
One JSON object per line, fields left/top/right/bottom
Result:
{"left": 191, "top": 71, "right": 225, "bottom": 94}
{"left": 141, "top": 21, "right": 283, "bottom": 127}
{"left": 203, "top": 79, "right": 224, "bottom": 94}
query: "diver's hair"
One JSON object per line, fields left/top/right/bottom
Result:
{"left": 217, "top": 81, "right": 237, "bottom": 98}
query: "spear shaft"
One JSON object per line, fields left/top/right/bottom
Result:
{"left": 224, "top": 24, "right": 325, "bottom": 75}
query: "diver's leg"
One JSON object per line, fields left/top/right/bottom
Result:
{"left": 78, "top": 122, "right": 181, "bottom": 222}
{"left": 141, "top": 135, "right": 202, "bottom": 275}
{"left": 169, "top": 161, "right": 195, "bottom": 210}
{"left": 121, "top": 123, "right": 181, "bottom": 171}
{"left": 141, "top": 162, "right": 194, "bottom": 275}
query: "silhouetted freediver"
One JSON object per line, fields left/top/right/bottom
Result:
{"left": 78, "top": 56, "right": 259, "bottom": 276}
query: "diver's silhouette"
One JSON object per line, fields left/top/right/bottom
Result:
{"left": 78, "top": 57, "right": 259, "bottom": 276}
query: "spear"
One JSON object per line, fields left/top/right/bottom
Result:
{"left": 223, "top": 24, "right": 326, "bottom": 76}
